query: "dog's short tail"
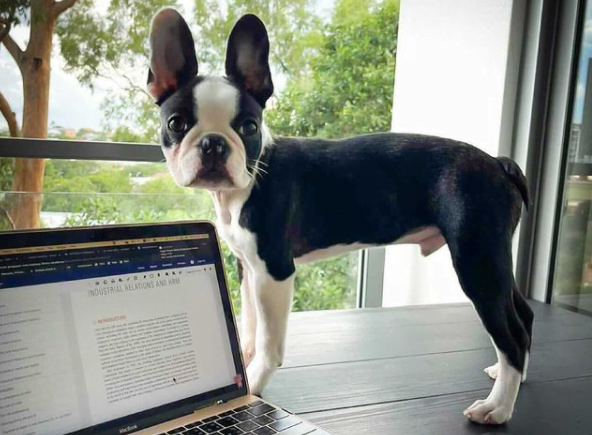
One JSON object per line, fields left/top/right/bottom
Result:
{"left": 497, "top": 157, "right": 530, "bottom": 210}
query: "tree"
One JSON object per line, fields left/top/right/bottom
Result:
{"left": 192, "top": 0, "right": 322, "bottom": 77}
{"left": 266, "top": 0, "right": 399, "bottom": 138}
{"left": 0, "top": 0, "right": 80, "bottom": 229}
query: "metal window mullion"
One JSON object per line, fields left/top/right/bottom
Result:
{"left": 357, "top": 247, "right": 385, "bottom": 308}
{"left": 512, "top": 0, "right": 563, "bottom": 298}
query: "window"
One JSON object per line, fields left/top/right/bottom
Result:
{"left": 550, "top": 0, "right": 592, "bottom": 315}
{"left": 0, "top": 0, "right": 399, "bottom": 312}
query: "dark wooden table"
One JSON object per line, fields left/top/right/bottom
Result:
{"left": 263, "top": 301, "right": 592, "bottom": 435}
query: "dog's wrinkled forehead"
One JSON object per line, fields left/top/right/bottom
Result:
{"left": 194, "top": 77, "right": 239, "bottom": 124}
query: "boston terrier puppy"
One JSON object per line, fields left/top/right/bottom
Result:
{"left": 146, "top": 9, "right": 533, "bottom": 425}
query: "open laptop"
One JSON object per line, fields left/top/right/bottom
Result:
{"left": 0, "top": 221, "right": 329, "bottom": 435}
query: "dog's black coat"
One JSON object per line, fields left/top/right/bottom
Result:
{"left": 239, "top": 132, "right": 532, "bottom": 371}
{"left": 241, "top": 133, "right": 526, "bottom": 282}
{"left": 160, "top": 79, "right": 533, "bottom": 374}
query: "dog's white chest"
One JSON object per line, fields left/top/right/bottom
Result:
{"left": 212, "top": 190, "right": 258, "bottom": 262}
{"left": 217, "top": 220, "right": 254, "bottom": 257}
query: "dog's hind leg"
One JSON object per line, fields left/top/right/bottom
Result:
{"left": 448, "top": 235, "right": 529, "bottom": 424}
{"left": 484, "top": 285, "right": 533, "bottom": 382}
{"left": 513, "top": 285, "right": 533, "bottom": 381}
{"left": 246, "top": 269, "right": 295, "bottom": 395}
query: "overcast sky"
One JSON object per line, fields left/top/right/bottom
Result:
{"left": 0, "top": 0, "right": 334, "bottom": 132}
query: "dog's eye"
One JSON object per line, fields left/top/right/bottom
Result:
{"left": 240, "top": 120, "right": 258, "bottom": 136}
{"left": 167, "top": 115, "right": 187, "bottom": 133}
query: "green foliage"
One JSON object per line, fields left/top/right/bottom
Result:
{"left": 192, "top": 0, "right": 322, "bottom": 77}
{"left": 111, "top": 125, "right": 156, "bottom": 144}
{"left": 103, "top": 95, "right": 161, "bottom": 144}
{"left": 294, "top": 254, "right": 357, "bottom": 311}
{"left": 42, "top": 161, "right": 133, "bottom": 212}
{"left": 135, "top": 176, "right": 188, "bottom": 195}
{"left": 125, "top": 162, "right": 165, "bottom": 177}
{"left": 222, "top": 246, "right": 242, "bottom": 315}
{"left": 64, "top": 197, "right": 121, "bottom": 226}
{"left": 267, "top": 0, "right": 399, "bottom": 138}
{"left": 0, "top": 158, "right": 13, "bottom": 191}
{"left": 56, "top": 0, "right": 178, "bottom": 141}
{"left": 56, "top": 0, "right": 180, "bottom": 88}
{"left": 0, "top": 156, "right": 14, "bottom": 230}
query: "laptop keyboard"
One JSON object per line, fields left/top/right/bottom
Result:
{"left": 158, "top": 401, "right": 318, "bottom": 435}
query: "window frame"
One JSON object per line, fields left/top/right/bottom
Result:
{"left": 540, "top": 0, "right": 589, "bottom": 306}
{"left": 514, "top": 0, "right": 585, "bottom": 302}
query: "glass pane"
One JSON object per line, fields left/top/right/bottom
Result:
{"left": 552, "top": 0, "right": 592, "bottom": 314}
{"left": 0, "top": 159, "right": 357, "bottom": 312}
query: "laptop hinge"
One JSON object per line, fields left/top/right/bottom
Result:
{"left": 215, "top": 400, "right": 225, "bottom": 406}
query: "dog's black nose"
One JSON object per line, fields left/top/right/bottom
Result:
{"left": 198, "top": 134, "right": 229, "bottom": 165}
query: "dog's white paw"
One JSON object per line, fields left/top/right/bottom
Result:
{"left": 246, "top": 355, "right": 277, "bottom": 395}
{"left": 463, "top": 399, "right": 513, "bottom": 425}
{"left": 484, "top": 363, "right": 499, "bottom": 380}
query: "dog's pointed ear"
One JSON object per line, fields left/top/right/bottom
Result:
{"left": 147, "top": 8, "right": 198, "bottom": 103}
{"left": 225, "top": 14, "right": 274, "bottom": 107}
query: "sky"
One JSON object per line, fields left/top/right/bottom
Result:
{"left": 0, "top": 0, "right": 334, "bottom": 132}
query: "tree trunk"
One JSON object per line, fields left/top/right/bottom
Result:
{"left": 10, "top": 0, "right": 56, "bottom": 229}
{"left": 0, "top": 91, "right": 20, "bottom": 137}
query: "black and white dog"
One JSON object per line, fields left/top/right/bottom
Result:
{"left": 146, "top": 9, "right": 533, "bottom": 425}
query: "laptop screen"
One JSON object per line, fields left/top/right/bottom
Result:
{"left": 0, "top": 222, "right": 246, "bottom": 435}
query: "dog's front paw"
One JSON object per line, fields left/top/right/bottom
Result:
{"left": 463, "top": 399, "right": 513, "bottom": 424}
{"left": 246, "top": 355, "right": 278, "bottom": 395}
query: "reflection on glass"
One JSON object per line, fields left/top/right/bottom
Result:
{"left": 0, "top": 159, "right": 357, "bottom": 313}
{"left": 553, "top": 0, "right": 592, "bottom": 314}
